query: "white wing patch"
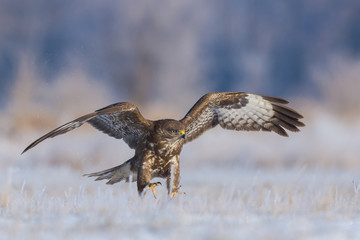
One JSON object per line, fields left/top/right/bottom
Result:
{"left": 216, "top": 94, "right": 274, "bottom": 131}
{"left": 181, "top": 92, "right": 304, "bottom": 142}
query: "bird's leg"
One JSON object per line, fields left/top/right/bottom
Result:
{"left": 147, "top": 182, "right": 162, "bottom": 198}
{"left": 170, "top": 185, "right": 185, "bottom": 199}
{"left": 137, "top": 164, "right": 163, "bottom": 199}
{"left": 167, "top": 162, "right": 185, "bottom": 199}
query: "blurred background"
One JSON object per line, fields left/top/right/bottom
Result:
{"left": 1, "top": 1, "right": 360, "bottom": 238}
{"left": 1, "top": 0, "right": 360, "bottom": 169}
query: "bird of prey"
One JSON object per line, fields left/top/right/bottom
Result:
{"left": 22, "top": 92, "right": 304, "bottom": 198}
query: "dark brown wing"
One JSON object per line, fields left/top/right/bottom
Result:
{"left": 180, "top": 92, "right": 305, "bottom": 143}
{"left": 22, "top": 102, "right": 153, "bottom": 154}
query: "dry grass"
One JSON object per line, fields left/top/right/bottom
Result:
{"left": 1, "top": 165, "right": 359, "bottom": 239}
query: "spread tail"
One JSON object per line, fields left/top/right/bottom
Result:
{"left": 84, "top": 158, "right": 137, "bottom": 185}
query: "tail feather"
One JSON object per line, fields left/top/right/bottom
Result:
{"left": 84, "top": 159, "right": 136, "bottom": 185}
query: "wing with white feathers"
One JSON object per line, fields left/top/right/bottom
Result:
{"left": 180, "top": 92, "right": 304, "bottom": 143}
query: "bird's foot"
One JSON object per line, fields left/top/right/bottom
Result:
{"left": 170, "top": 185, "right": 185, "bottom": 199}
{"left": 147, "top": 182, "right": 162, "bottom": 199}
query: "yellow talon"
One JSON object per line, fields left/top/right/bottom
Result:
{"left": 170, "top": 185, "right": 185, "bottom": 199}
{"left": 147, "top": 182, "right": 162, "bottom": 198}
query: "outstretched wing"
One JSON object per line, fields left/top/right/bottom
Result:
{"left": 180, "top": 92, "right": 305, "bottom": 143}
{"left": 22, "top": 102, "right": 153, "bottom": 154}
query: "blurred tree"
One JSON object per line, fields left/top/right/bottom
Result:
{"left": 1, "top": 0, "right": 360, "bottom": 108}
{"left": 0, "top": 50, "right": 15, "bottom": 107}
{"left": 343, "top": 6, "right": 360, "bottom": 57}
{"left": 269, "top": 40, "right": 307, "bottom": 96}
{"left": 204, "top": 0, "right": 243, "bottom": 92}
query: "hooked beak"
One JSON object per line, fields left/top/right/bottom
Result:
{"left": 180, "top": 130, "right": 186, "bottom": 139}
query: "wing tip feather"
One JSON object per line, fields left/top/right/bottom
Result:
{"left": 21, "top": 148, "right": 28, "bottom": 155}
{"left": 260, "top": 95, "right": 289, "bottom": 104}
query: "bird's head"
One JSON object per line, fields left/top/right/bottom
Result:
{"left": 155, "top": 119, "right": 186, "bottom": 141}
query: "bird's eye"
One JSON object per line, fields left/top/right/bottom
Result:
{"left": 169, "top": 129, "right": 178, "bottom": 134}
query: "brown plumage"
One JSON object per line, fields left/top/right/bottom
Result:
{"left": 22, "top": 92, "right": 305, "bottom": 198}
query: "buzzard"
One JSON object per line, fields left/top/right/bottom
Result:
{"left": 22, "top": 92, "right": 304, "bottom": 198}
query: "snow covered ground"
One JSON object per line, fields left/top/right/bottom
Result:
{"left": 1, "top": 111, "right": 360, "bottom": 239}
